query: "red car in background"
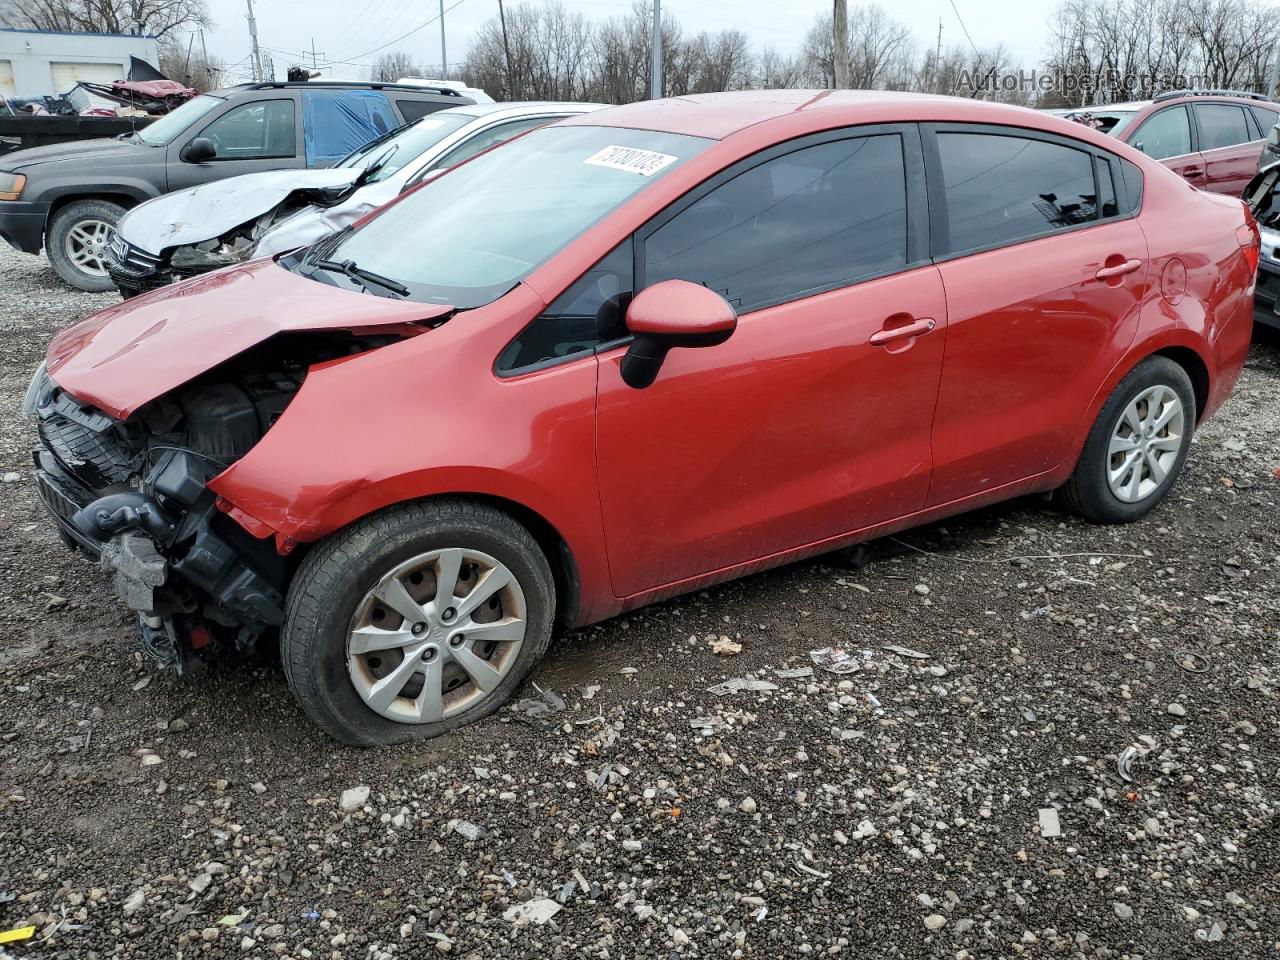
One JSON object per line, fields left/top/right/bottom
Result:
{"left": 1057, "top": 90, "right": 1279, "bottom": 194}
{"left": 25, "top": 91, "right": 1260, "bottom": 744}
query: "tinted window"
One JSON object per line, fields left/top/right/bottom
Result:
{"left": 1131, "top": 106, "right": 1191, "bottom": 160}
{"left": 937, "top": 132, "right": 1097, "bottom": 251}
{"left": 397, "top": 99, "right": 448, "bottom": 122}
{"left": 498, "top": 240, "right": 633, "bottom": 372}
{"left": 302, "top": 90, "right": 399, "bottom": 167}
{"left": 136, "top": 93, "right": 222, "bottom": 145}
{"left": 433, "top": 116, "right": 557, "bottom": 170}
{"left": 643, "top": 135, "right": 907, "bottom": 313}
{"left": 1250, "top": 105, "right": 1278, "bottom": 139}
{"left": 1194, "top": 104, "right": 1251, "bottom": 151}
{"left": 199, "top": 99, "right": 295, "bottom": 160}
{"left": 1120, "top": 159, "right": 1143, "bottom": 213}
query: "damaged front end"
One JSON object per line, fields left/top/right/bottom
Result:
{"left": 108, "top": 174, "right": 366, "bottom": 298}
{"left": 25, "top": 332, "right": 398, "bottom": 671}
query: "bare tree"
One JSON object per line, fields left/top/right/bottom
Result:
{"left": 158, "top": 34, "right": 224, "bottom": 90}
{"left": 370, "top": 51, "right": 421, "bottom": 83}
{"left": 2, "top": 0, "right": 209, "bottom": 40}
{"left": 803, "top": 4, "right": 913, "bottom": 89}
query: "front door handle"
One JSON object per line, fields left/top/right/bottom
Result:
{"left": 869, "top": 318, "right": 935, "bottom": 346}
{"left": 1095, "top": 258, "right": 1142, "bottom": 280}
{"left": 1181, "top": 166, "right": 1204, "bottom": 179}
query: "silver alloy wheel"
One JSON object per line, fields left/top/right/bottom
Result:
{"left": 346, "top": 548, "right": 527, "bottom": 724}
{"left": 1107, "top": 385, "right": 1186, "bottom": 503}
{"left": 64, "top": 218, "right": 114, "bottom": 277}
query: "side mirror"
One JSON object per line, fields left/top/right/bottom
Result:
{"left": 620, "top": 279, "right": 737, "bottom": 389}
{"left": 181, "top": 137, "right": 217, "bottom": 163}
{"left": 1133, "top": 141, "right": 1146, "bottom": 154}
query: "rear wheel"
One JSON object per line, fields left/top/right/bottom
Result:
{"left": 282, "top": 500, "right": 555, "bottom": 745}
{"left": 1061, "top": 356, "right": 1196, "bottom": 523}
{"left": 46, "top": 199, "right": 126, "bottom": 292}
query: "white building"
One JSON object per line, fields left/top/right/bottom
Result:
{"left": 0, "top": 28, "right": 160, "bottom": 99}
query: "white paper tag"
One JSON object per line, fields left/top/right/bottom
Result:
{"left": 583, "top": 145, "right": 678, "bottom": 176}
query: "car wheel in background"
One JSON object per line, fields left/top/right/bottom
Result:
{"left": 282, "top": 500, "right": 556, "bottom": 746}
{"left": 46, "top": 199, "right": 127, "bottom": 292}
{"left": 1061, "top": 356, "right": 1196, "bottom": 523}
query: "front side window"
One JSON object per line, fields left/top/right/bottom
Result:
{"left": 1193, "top": 104, "right": 1251, "bottom": 151}
{"left": 1131, "top": 106, "right": 1191, "bottom": 160}
{"left": 136, "top": 94, "right": 223, "bottom": 145}
{"left": 315, "top": 125, "right": 709, "bottom": 308}
{"left": 643, "top": 135, "right": 908, "bottom": 313}
{"left": 498, "top": 240, "right": 632, "bottom": 372}
{"left": 938, "top": 132, "right": 1097, "bottom": 252}
{"left": 198, "top": 99, "right": 296, "bottom": 160}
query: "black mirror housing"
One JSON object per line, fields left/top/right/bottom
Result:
{"left": 181, "top": 137, "right": 217, "bottom": 163}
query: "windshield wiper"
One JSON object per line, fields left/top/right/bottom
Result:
{"left": 311, "top": 258, "right": 409, "bottom": 297}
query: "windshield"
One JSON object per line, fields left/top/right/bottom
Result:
{"left": 136, "top": 94, "right": 224, "bottom": 145}
{"left": 315, "top": 125, "right": 710, "bottom": 307}
{"left": 337, "top": 112, "right": 473, "bottom": 183}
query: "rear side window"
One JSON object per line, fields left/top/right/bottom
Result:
{"left": 302, "top": 90, "right": 399, "bottom": 167}
{"left": 1194, "top": 104, "right": 1251, "bottom": 150}
{"left": 1096, "top": 156, "right": 1118, "bottom": 218}
{"left": 397, "top": 99, "right": 448, "bottom": 122}
{"left": 1131, "top": 106, "right": 1191, "bottom": 160}
{"left": 937, "top": 132, "right": 1096, "bottom": 252}
{"left": 1120, "top": 158, "right": 1144, "bottom": 214}
{"left": 643, "top": 135, "right": 908, "bottom": 313}
{"left": 198, "top": 99, "right": 295, "bottom": 160}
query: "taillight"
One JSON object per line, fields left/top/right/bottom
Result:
{"left": 1238, "top": 210, "right": 1260, "bottom": 273}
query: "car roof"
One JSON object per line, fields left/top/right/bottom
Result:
{"left": 445, "top": 100, "right": 608, "bottom": 120}
{"left": 558, "top": 90, "right": 1116, "bottom": 142}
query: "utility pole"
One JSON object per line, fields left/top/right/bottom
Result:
{"left": 497, "top": 0, "right": 513, "bottom": 98}
{"left": 245, "top": 0, "right": 264, "bottom": 82}
{"left": 650, "top": 0, "right": 662, "bottom": 99}
{"left": 307, "top": 38, "right": 325, "bottom": 71}
{"left": 440, "top": 0, "right": 448, "bottom": 80}
{"left": 933, "top": 19, "right": 942, "bottom": 91}
{"left": 832, "top": 0, "right": 848, "bottom": 89}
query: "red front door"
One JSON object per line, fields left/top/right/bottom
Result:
{"left": 595, "top": 266, "right": 948, "bottom": 597}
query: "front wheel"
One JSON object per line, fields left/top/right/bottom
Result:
{"left": 282, "top": 500, "right": 555, "bottom": 746}
{"left": 1061, "top": 356, "right": 1196, "bottom": 523}
{"left": 46, "top": 199, "right": 126, "bottom": 292}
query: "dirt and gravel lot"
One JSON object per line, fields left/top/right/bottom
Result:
{"left": 0, "top": 243, "right": 1278, "bottom": 959}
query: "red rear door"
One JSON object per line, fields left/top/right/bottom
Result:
{"left": 594, "top": 128, "right": 947, "bottom": 597}
{"left": 923, "top": 127, "right": 1148, "bottom": 505}
{"left": 1193, "top": 102, "right": 1263, "bottom": 194}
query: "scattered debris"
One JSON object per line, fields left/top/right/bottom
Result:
{"left": 1038, "top": 807, "right": 1062, "bottom": 838}
{"left": 809, "top": 646, "right": 869, "bottom": 674}
{"left": 0, "top": 926, "right": 35, "bottom": 944}
{"left": 882, "top": 643, "right": 930, "bottom": 659}
{"left": 707, "top": 677, "right": 778, "bottom": 696}
{"left": 1117, "top": 745, "right": 1141, "bottom": 782}
{"left": 710, "top": 635, "right": 743, "bottom": 656}
{"left": 1174, "top": 651, "right": 1210, "bottom": 673}
{"left": 774, "top": 666, "right": 814, "bottom": 679}
{"left": 339, "top": 785, "right": 369, "bottom": 812}
{"left": 449, "top": 819, "right": 486, "bottom": 841}
{"left": 515, "top": 683, "right": 567, "bottom": 717}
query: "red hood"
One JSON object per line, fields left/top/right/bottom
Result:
{"left": 47, "top": 259, "right": 452, "bottom": 419}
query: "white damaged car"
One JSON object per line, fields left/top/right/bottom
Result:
{"left": 106, "top": 100, "right": 604, "bottom": 297}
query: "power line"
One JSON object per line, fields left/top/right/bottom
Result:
{"left": 946, "top": 0, "right": 980, "bottom": 57}
{"left": 330, "top": 0, "right": 472, "bottom": 67}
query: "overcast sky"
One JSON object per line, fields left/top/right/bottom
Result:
{"left": 201, "top": 0, "right": 1057, "bottom": 84}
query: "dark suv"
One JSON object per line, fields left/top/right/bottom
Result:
{"left": 0, "top": 80, "right": 474, "bottom": 291}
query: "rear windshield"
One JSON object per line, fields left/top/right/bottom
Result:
{"left": 313, "top": 125, "right": 710, "bottom": 308}
{"left": 135, "top": 94, "right": 224, "bottom": 145}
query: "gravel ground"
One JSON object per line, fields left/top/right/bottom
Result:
{"left": 0, "top": 243, "right": 1278, "bottom": 959}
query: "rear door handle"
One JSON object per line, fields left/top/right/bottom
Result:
{"left": 1181, "top": 166, "right": 1204, "bottom": 179}
{"left": 869, "top": 318, "right": 935, "bottom": 346}
{"left": 1095, "top": 258, "right": 1142, "bottom": 280}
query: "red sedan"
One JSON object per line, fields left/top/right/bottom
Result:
{"left": 27, "top": 91, "right": 1259, "bottom": 744}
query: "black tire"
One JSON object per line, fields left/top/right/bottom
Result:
{"left": 282, "top": 500, "right": 556, "bottom": 746}
{"left": 1061, "top": 356, "right": 1196, "bottom": 523}
{"left": 46, "top": 199, "right": 126, "bottom": 292}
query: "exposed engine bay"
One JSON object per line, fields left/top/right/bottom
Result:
{"left": 26, "top": 331, "right": 402, "bottom": 671}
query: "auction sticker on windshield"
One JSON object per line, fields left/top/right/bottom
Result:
{"left": 584, "top": 145, "right": 678, "bottom": 176}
